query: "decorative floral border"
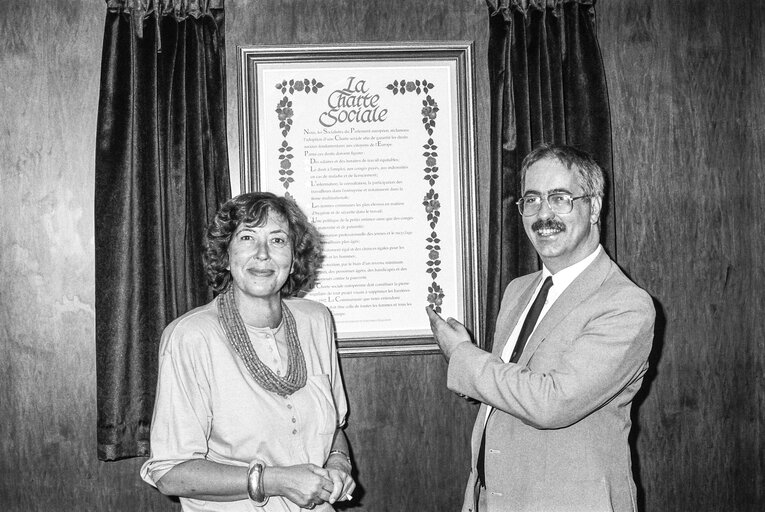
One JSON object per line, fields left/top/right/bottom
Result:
{"left": 385, "top": 80, "right": 444, "bottom": 313}
{"left": 273, "top": 79, "right": 324, "bottom": 196}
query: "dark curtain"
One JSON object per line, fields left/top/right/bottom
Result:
{"left": 95, "top": 0, "right": 230, "bottom": 461}
{"left": 485, "top": 0, "right": 614, "bottom": 349}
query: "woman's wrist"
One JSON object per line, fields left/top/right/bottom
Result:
{"left": 326, "top": 450, "right": 352, "bottom": 473}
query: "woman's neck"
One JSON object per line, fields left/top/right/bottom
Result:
{"left": 233, "top": 289, "right": 283, "bottom": 328}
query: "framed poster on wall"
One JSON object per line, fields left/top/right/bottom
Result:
{"left": 238, "top": 42, "right": 480, "bottom": 355}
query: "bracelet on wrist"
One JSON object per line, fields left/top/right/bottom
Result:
{"left": 328, "top": 449, "right": 352, "bottom": 468}
{"left": 247, "top": 460, "right": 268, "bottom": 505}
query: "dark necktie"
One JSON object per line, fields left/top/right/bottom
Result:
{"left": 476, "top": 275, "right": 554, "bottom": 488}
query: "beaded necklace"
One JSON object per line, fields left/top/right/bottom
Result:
{"left": 217, "top": 284, "right": 307, "bottom": 396}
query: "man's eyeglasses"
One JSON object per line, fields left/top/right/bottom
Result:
{"left": 516, "top": 193, "right": 590, "bottom": 216}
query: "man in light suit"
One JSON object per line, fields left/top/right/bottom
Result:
{"left": 427, "top": 144, "right": 655, "bottom": 512}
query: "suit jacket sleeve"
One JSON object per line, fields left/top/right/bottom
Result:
{"left": 448, "top": 269, "right": 655, "bottom": 430}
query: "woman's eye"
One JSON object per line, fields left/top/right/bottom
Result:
{"left": 271, "top": 237, "right": 287, "bottom": 245}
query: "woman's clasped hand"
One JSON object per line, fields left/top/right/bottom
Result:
{"left": 262, "top": 460, "right": 352, "bottom": 508}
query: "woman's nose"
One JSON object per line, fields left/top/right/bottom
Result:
{"left": 255, "top": 241, "right": 269, "bottom": 260}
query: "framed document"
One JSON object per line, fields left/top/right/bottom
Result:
{"left": 238, "top": 42, "right": 479, "bottom": 355}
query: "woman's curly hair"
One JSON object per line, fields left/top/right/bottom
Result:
{"left": 204, "top": 192, "right": 323, "bottom": 297}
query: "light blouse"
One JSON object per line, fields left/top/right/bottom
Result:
{"left": 140, "top": 297, "right": 348, "bottom": 511}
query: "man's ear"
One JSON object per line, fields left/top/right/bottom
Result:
{"left": 589, "top": 196, "right": 603, "bottom": 224}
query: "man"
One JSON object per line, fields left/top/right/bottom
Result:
{"left": 427, "top": 144, "right": 655, "bottom": 512}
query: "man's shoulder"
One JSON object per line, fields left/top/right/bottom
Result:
{"left": 611, "top": 268, "right": 653, "bottom": 299}
{"left": 600, "top": 255, "right": 649, "bottom": 292}
{"left": 595, "top": 257, "right": 655, "bottom": 318}
{"left": 507, "top": 271, "right": 542, "bottom": 290}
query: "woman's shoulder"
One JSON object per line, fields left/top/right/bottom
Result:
{"left": 160, "top": 299, "right": 221, "bottom": 351}
{"left": 283, "top": 296, "right": 331, "bottom": 318}
{"left": 166, "top": 299, "right": 219, "bottom": 330}
{"left": 284, "top": 298, "right": 336, "bottom": 355}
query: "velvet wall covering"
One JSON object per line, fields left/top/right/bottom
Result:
{"left": 484, "top": 0, "right": 614, "bottom": 348}
{"left": 94, "top": 1, "right": 230, "bottom": 461}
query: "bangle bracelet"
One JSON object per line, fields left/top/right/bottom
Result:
{"left": 247, "top": 460, "right": 268, "bottom": 505}
{"left": 328, "top": 449, "right": 352, "bottom": 467}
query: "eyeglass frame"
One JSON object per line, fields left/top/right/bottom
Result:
{"left": 515, "top": 192, "right": 591, "bottom": 217}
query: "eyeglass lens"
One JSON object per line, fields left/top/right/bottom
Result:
{"left": 519, "top": 194, "right": 573, "bottom": 216}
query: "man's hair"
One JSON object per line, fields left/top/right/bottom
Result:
{"left": 520, "top": 144, "right": 606, "bottom": 199}
{"left": 204, "top": 192, "right": 323, "bottom": 296}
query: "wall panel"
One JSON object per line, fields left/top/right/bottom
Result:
{"left": 598, "top": 1, "right": 765, "bottom": 510}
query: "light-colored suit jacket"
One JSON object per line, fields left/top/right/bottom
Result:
{"left": 448, "top": 250, "right": 655, "bottom": 512}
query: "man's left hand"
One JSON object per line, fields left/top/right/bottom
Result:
{"left": 425, "top": 307, "right": 472, "bottom": 361}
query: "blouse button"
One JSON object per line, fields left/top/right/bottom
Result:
{"left": 292, "top": 429, "right": 298, "bottom": 435}
{"left": 292, "top": 417, "right": 297, "bottom": 423}
{"left": 287, "top": 404, "right": 292, "bottom": 409}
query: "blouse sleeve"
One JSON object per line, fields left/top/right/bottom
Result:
{"left": 324, "top": 306, "right": 349, "bottom": 429}
{"left": 140, "top": 316, "right": 215, "bottom": 487}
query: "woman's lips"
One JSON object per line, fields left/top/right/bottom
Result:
{"left": 247, "top": 268, "right": 275, "bottom": 276}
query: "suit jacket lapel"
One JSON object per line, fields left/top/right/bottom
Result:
{"left": 518, "top": 251, "right": 612, "bottom": 364}
{"left": 492, "top": 274, "right": 543, "bottom": 357}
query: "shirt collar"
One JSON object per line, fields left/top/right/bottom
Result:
{"left": 542, "top": 244, "right": 602, "bottom": 289}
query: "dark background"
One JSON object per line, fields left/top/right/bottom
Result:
{"left": 0, "top": 0, "right": 762, "bottom": 510}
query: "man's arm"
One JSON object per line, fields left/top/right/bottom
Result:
{"left": 446, "top": 287, "right": 655, "bottom": 429}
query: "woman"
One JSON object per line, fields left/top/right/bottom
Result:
{"left": 141, "top": 192, "right": 355, "bottom": 511}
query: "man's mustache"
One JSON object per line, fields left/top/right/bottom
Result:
{"left": 531, "top": 219, "right": 566, "bottom": 232}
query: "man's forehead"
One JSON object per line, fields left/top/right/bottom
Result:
{"left": 527, "top": 156, "right": 575, "bottom": 174}
{"left": 524, "top": 158, "right": 578, "bottom": 191}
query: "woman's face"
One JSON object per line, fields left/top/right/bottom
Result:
{"left": 227, "top": 211, "right": 293, "bottom": 303}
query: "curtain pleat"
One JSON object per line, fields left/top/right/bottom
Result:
{"left": 95, "top": 5, "right": 229, "bottom": 461}
{"left": 485, "top": 0, "right": 614, "bottom": 350}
